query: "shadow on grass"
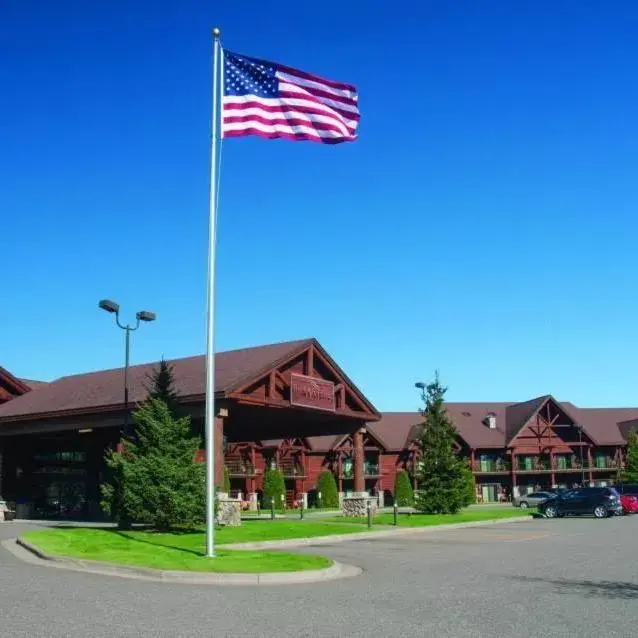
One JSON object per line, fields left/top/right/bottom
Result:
{"left": 48, "top": 524, "right": 209, "bottom": 558}
{"left": 509, "top": 575, "right": 638, "bottom": 600}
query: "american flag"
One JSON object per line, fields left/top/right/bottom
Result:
{"left": 222, "top": 50, "right": 359, "bottom": 144}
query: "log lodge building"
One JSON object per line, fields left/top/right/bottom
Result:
{"left": 1, "top": 338, "right": 638, "bottom": 519}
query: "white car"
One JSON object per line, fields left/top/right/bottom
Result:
{"left": 514, "top": 491, "right": 554, "bottom": 509}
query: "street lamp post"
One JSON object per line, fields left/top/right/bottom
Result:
{"left": 98, "top": 299, "right": 156, "bottom": 439}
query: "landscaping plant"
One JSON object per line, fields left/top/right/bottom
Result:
{"left": 414, "top": 372, "right": 474, "bottom": 514}
{"left": 262, "top": 468, "right": 286, "bottom": 510}
{"left": 100, "top": 398, "right": 205, "bottom": 530}
{"left": 316, "top": 470, "right": 339, "bottom": 508}
{"left": 393, "top": 470, "right": 414, "bottom": 506}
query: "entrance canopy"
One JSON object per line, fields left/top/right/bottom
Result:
{"left": 0, "top": 338, "right": 379, "bottom": 437}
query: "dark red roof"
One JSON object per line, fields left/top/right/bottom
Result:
{"left": 18, "top": 378, "right": 48, "bottom": 390}
{"left": 370, "top": 399, "right": 638, "bottom": 451}
{"left": 0, "top": 339, "right": 313, "bottom": 421}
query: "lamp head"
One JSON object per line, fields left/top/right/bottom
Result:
{"left": 98, "top": 299, "right": 120, "bottom": 314}
{"left": 136, "top": 311, "right": 156, "bottom": 323}
{"left": 414, "top": 381, "right": 426, "bottom": 390}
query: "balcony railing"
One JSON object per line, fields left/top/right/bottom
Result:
{"left": 515, "top": 458, "right": 622, "bottom": 472}
{"left": 225, "top": 460, "right": 257, "bottom": 476}
{"left": 472, "top": 461, "right": 511, "bottom": 473}
{"left": 339, "top": 463, "right": 380, "bottom": 478}
{"left": 364, "top": 463, "right": 381, "bottom": 477}
{"left": 276, "top": 462, "right": 306, "bottom": 478}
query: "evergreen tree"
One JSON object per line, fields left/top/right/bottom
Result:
{"left": 621, "top": 428, "right": 638, "bottom": 483}
{"left": 414, "top": 373, "right": 473, "bottom": 514}
{"left": 316, "top": 470, "right": 339, "bottom": 508}
{"left": 394, "top": 470, "right": 414, "bottom": 506}
{"left": 459, "top": 460, "right": 476, "bottom": 506}
{"left": 145, "top": 358, "right": 179, "bottom": 414}
{"left": 262, "top": 468, "right": 286, "bottom": 510}
{"left": 100, "top": 398, "right": 205, "bottom": 530}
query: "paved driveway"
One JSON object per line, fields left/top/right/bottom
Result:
{"left": 1, "top": 516, "right": 637, "bottom": 637}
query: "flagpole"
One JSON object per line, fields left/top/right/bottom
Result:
{"left": 205, "top": 26, "right": 221, "bottom": 559}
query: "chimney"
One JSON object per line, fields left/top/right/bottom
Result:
{"left": 485, "top": 412, "right": 497, "bottom": 429}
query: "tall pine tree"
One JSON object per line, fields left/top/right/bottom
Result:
{"left": 101, "top": 398, "right": 205, "bottom": 530}
{"left": 415, "top": 373, "right": 473, "bottom": 514}
{"left": 621, "top": 428, "right": 638, "bottom": 483}
{"left": 145, "top": 358, "right": 180, "bottom": 415}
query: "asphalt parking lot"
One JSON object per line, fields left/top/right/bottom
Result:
{"left": 1, "top": 516, "right": 637, "bottom": 637}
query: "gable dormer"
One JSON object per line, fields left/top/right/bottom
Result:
{"left": 0, "top": 367, "right": 32, "bottom": 404}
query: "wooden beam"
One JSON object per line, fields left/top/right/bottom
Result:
{"left": 306, "top": 347, "right": 314, "bottom": 375}
{"left": 268, "top": 372, "right": 276, "bottom": 399}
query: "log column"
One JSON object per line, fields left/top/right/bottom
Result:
{"left": 353, "top": 427, "right": 365, "bottom": 494}
{"left": 214, "top": 416, "right": 224, "bottom": 487}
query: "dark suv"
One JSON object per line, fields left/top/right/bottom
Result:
{"left": 537, "top": 486, "right": 623, "bottom": 519}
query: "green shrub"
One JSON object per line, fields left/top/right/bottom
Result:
{"left": 262, "top": 468, "right": 286, "bottom": 509}
{"left": 394, "top": 470, "right": 414, "bottom": 506}
{"left": 316, "top": 471, "right": 339, "bottom": 508}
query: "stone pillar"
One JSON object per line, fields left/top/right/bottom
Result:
{"left": 216, "top": 495, "right": 242, "bottom": 527}
{"left": 302, "top": 492, "right": 308, "bottom": 509}
{"left": 353, "top": 427, "right": 365, "bottom": 494}
{"left": 214, "top": 416, "right": 224, "bottom": 487}
{"left": 248, "top": 492, "right": 258, "bottom": 511}
{"left": 377, "top": 488, "right": 384, "bottom": 508}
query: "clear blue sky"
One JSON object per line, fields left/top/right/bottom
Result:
{"left": 2, "top": 1, "right": 638, "bottom": 410}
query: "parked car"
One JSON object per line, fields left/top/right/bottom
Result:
{"left": 615, "top": 483, "right": 638, "bottom": 497}
{"left": 538, "top": 487, "right": 623, "bottom": 519}
{"left": 513, "top": 491, "right": 555, "bottom": 509}
{"left": 620, "top": 494, "right": 638, "bottom": 514}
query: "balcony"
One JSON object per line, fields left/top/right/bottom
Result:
{"left": 514, "top": 457, "right": 622, "bottom": 473}
{"left": 225, "top": 459, "right": 257, "bottom": 477}
{"left": 339, "top": 462, "right": 381, "bottom": 479}
{"left": 364, "top": 463, "right": 381, "bottom": 477}
{"left": 472, "top": 461, "right": 511, "bottom": 474}
{"left": 276, "top": 462, "right": 306, "bottom": 478}
{"left": 591, "top": 459, "right": 622, "bottom": 471}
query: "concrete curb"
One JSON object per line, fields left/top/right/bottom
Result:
{"left": 218, "top": 515, "right": 534, "bottom": 550}
{"left": 9, "top": 538, "right": 362, "bottom": 586}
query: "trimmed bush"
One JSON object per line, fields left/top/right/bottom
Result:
{"left": 394, "top": 470, "right": 414, "bottom": 506}
{"left": 262, "top": 468, "right": 286, "bottom": 509}
{"left": 316, "top": 471, "right": 339, "bottom": 508}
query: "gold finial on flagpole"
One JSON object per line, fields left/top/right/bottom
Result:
{"left": 212, "top": 27, "right": 221, "bottom": 38}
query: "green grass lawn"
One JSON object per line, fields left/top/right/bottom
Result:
{"left": 216, "top": 519, "right": 377, "bottom": 542}
{"left": 21, "top": 528, "right": 332, "bottom": 573}
{"left": 21, "top": 508, "right": 533, "bottom": 572}
{"left": 326, "top": 507, "right": 535, "bottom": 526}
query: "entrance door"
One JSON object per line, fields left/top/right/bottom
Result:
{"left": 34, "top": 480, "right": 86, "bottom": 519}
{"left": 481, "top": 485, "right": 497, "bottom": 503}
